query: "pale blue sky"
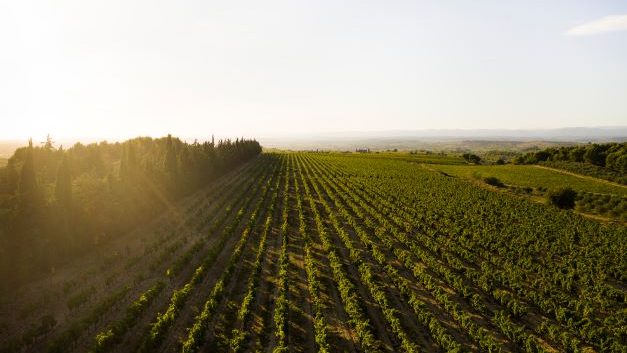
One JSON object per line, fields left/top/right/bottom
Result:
{"left": 1, "top": 0, "right": 626, "bottom": 139}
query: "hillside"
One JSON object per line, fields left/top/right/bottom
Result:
{"left": 514, "top": 142, "right": 626, "bottom": 184}
{"left": 0, "top": 152, "right": 624, "bottom": 353}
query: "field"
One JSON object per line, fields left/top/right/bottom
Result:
{"left": 426, "top": 164, "right": 627, "bottom": 197}
{"left": 351, "top": 152, "right": 467, "bottom": 165}
{"left": 0, "top": 153, "right": 625, "bottom": 353}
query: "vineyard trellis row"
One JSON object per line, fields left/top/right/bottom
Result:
{"left": 302, "top": 153, "right": 625, "bottom": 353}
{"left": 2, "top": 152, "right": 624, "bottom": 353}
{"left": 41, "top": 159, "right": 273, "bottom": 353}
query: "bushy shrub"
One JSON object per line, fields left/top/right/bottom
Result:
{"left": 546, "top": 187, "right": 577, "bottom": 209}
{"left": 462, "top": 153, "right": 481, "bottom": 164}
{"left": 483, "top": 176, "right": 504, "bottom": 187}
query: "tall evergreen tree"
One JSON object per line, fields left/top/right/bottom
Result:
{"left": 55, "top": 155, "right": 72, "bottom": 208}
{"left": 18, "top": 139, "right": 38, "bottom": 206}
{"left": 164, "top": 134, "right": 179, "bottom": 195}
{"left": 0, "top": 134, "right": 261, "bottom": 285}
{"left": 164, "top": 134, "right": 177, "bottom": 176}
{"left": 42, "top": 134, "right": 55, "bottom": 150}
{"left": 119, "top": 145, "right": 128, "bottom": 181}
{"left": 120, "top": 143, "right": 137, "bottom": 183}
{"left": 6, "top": 160, "right": 18, "bottom": 194}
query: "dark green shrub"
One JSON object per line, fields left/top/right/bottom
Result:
{"left": 483, "top": 176, "right": 504, "bottom": 187}
{"left": 462, "top": 153, "right": 481, "bottom": 164}
{"left": 546, "top": 187, "right": 577, "bottom": 209}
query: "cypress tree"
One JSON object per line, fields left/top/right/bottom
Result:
{"left": 13, "top": 139, "right": 40, "bottom": 268}
{"left": 127, "top": 143, "right": 137, "bottom": 172}
{"left": 6, "top": 160, "right": 18, "bottom": 194}
{"left": 120, "top": 143, "right": 137, "bottom": 183}
{"left": 18, "top": 139, "right": 38, "bottom": 206}
{"left": 55, "top": 155, "right": 72, "bottom": 208}
{"left": 120, "top": 145, "right": 128, "bottom": 181}
{"left": 165, "top": 134, "right": 177, "bottom": 176}
{"left": 164, "top": 135, "right": 178, "bottom": 195}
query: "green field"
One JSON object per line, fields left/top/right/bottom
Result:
{"left": 0, "top": 158, "right": 7, "bottom": 167}
{"left": 428, "top": 163, "right": 627, "bottom": 196}
{"left": 338, "top": 151, "right": 467, "bottom": 165}
{"left": 1, "top": 151, "right": 625, "bottom": 353}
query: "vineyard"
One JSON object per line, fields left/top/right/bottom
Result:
{"left": 1, "top": 152, "right": 625, "bottom": 353}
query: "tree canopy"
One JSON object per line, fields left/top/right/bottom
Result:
{"left": 0, "top": 135, "right": 261, "bottom": 286}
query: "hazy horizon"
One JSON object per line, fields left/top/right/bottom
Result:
{"left": 0, "top": 126, "right": 625, "bottom": 159}
{"left": 0, "top": 125, "right": 624, "bottom": 144}
{"left": 2, "top": 1, "right": 627, "bottom": 140}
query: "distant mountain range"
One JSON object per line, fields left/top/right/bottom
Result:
{"left": 260, "top": 126, "right": 627, "bottom": 140}
{"left": 259, "top": 127, "right": 626, "bottom": 151}
{"left": 1, "top": 127, "right": 625, "bottom": 156}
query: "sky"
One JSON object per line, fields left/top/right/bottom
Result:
{"left": 1, "top": 0, "right": 626, "bottom": 140}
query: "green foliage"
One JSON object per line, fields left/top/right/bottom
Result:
{"left": 18, "top": 139, "right": 38, "bottom": 204}
{"left": 54, "top": 155, "right": 72, "bottom": 207}
{"left": 483, "top": 176, "right": 504, "bottom": 187}
{"left": 181, "top": 161, "right": 281, "bottom": 353}
{"left": 541, "top": 161, "right": 626, "bottom": 185}
{"left": 429, "top": 164, "right": 626, "bottom": 196}
{"left": 575, "top": 192, "right": 626, "bottom": 221}
{"left": 0, "top": 135, "right": 261, "bottom": 287}
{"left": 3, "top": 151, "right": 625, "bottom": 353}
{"left": 47, "top": 287, "right": 130, "bottom": 353}
{"left": 515, "top": 142, "right": 626, "bottom": 184}
{"left": 272, "top": 167, "right": 290, "bottom": 353}
{"left": 293, "top": 159, "right": 330, "bottom": 353}
{"left": 546, "top": 187, "right": 577, "bottom": 209}
{"left": 462, "top": 153, "right": 481, "bottom": 164}
{"left": 229, "top": 215, "right": 273, "bottom": 353}
{"left": 307, "top": 152, "right": 625, "bottom": 352}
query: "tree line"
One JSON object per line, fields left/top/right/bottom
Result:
{"left": 0, "top": 135, "right": 261, "bottom": 287}
{"left": 513, "top": 142, "right": 626, "bottom": 172}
